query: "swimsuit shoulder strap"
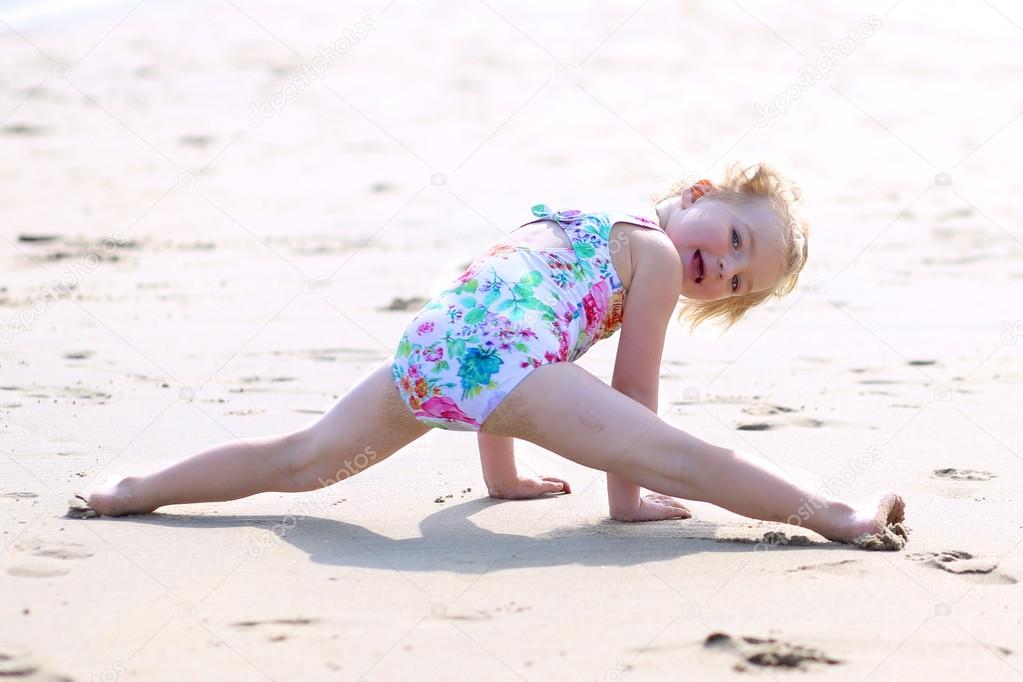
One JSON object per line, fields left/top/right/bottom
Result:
{"left": 523, "top": 204, "right": 662, "bottom": 232}
{"left": 603, "top": 209, "right": 663, "bottom": 233}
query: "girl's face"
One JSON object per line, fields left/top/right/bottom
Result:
{"left": 662, "top": 196, "right": 788, "bottom": 301}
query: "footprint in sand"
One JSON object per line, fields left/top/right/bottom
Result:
{"left": 703, "top": 632, "right": 841, "bottom": 671}
{"left": 382, "top": 296, "right": 429, "bottom": 312}
{"left": 741, "top": 404, "right": 799, "bottom": 417}
{"left": 932, "top": 468, "right": 996, "bottom": 481}
{"left": 231, "top": 617, "right": 319, "bottom": 627}
{"left": 0, "top": 644, "right": 66, "bottom": 680}
{"left": 238, "top": 376, "right": 296, "bottom": 385}
{"left": 736, "top": 412, "right": 823, "bottom": 431}
{"left": 5, "top": 565, "right": 71, "bottom": 579}
{"left": 179, "top": 134, "right": 213, "bottom": 147}
{"left": 787, "top": 416, "right": 824, "bottom": 428}
{"left": 2, "top": 492, "right": 38, "bottom": 500}
{"left": 16, "top": 234, "right": 59, "bottom": 243}
{"left": 230, "top": 618, "right": 320, "bottom": 643}
{"left": 736, "top": 422, "right": 773, "bottom": 431}
{"left": 936, "top": 208, "right": 974, "bottom": 222}
{"left": 906, "top": 550, "right": 1017, "bottom": 584}
{"left": 5, "top": 537, "right": 93, "bottom": 578}
{"left": 2, "top": 124, "right": 47, "bottom": 136}
{"left": 786, "top": 559, "right": 865, "bottom": 577}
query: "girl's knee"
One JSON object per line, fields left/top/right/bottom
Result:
{"left": 294, "top": 425, "right": 386, "bottom": 489}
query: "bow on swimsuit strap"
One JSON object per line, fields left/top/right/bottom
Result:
{"left": 531, "top": 204, "right": 582, "bottom": 221}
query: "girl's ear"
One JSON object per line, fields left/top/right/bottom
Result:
{"left": 680, "top": 179, "right": 716, "bottom": 209}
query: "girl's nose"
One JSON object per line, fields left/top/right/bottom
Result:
{"left": 717, "top": 255, "right": 735, "bottom": 278}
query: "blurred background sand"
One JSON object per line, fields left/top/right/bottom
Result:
{"left": 1, "top": 1, "right": 1021, "bottom": 679}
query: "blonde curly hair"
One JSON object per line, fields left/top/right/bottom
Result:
{"left": 652, "top": 160, "right": 810, "bottom": 332}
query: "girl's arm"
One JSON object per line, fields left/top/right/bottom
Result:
{"left": 607, "top": 229, "right": 690, "bottom": 521}
{"left": 477, "top": 432, "right": 571, "bottom": 499}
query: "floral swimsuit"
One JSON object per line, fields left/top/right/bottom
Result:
{"left": 391, "top": 204, "right": 664, "bottom": 431}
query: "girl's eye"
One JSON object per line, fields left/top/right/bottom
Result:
{"left": 731, "top": 274, "right": 740, "bottom": 292}
{"left": 731, "top": 228, "right": 741, "bottom": 250}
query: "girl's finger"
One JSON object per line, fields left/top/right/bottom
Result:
{"left": 542, "top": 476, "right": 571, "bottom": 493}
{"left": 655, "top": 500, "right": 687, "bottom": 517}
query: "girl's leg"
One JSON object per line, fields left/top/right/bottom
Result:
{"left": 87, "top": 359, "right": 431, "bottom": 516}
{"left": 481, "top": 362, "right": 904, "bottom": 544}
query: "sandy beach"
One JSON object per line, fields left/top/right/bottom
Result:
{"left": 2, "top": 0, "right": 1022, "bottom": 679}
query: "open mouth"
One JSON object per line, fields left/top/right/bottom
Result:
{"left": 692, "top": 249, "right": 705, "bottom": 284}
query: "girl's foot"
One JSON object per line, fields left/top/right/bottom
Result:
{"left": 84, "top": 477, "right": 158, "bottom": 516}
{"left": 831, "top": 492, "right": 907, "bottom": 549}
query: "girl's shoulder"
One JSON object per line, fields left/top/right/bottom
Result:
{"left": 610, "top": 221, "right": 677, "bottom": 296}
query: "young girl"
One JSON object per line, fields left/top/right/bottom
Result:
{"left": 77, "top": 161, "right": 907, "bottom": 549}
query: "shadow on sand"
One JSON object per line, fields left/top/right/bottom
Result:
{"left": 88, "top": 496, "right": 837, "bottom": 574}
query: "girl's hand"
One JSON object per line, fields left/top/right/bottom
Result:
{"left": 488, "top": 476, "right": 571, "bottom": 500}
{"left": 680, "top": 179, "right": 715, "bottom": 209}
{"left": 611, "top": 493, "right": 692, "bottom": 522}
